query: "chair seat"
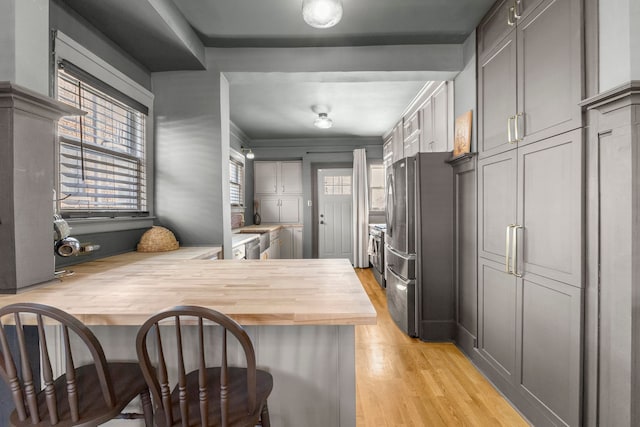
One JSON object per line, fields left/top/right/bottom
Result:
{"left": 10, "top": 362, "right": 148, "bottom": 427}
{"left": 159, "top": 367, "right": 273, "bottom": 427}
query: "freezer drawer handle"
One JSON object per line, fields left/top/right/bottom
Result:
{"left": 386, "top": 266, "right": 413, "bottom": 284}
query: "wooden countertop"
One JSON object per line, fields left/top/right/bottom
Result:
{"left": 237, "top": 223, "right": 302, "bottom": 233}
{"left": 0, "top": 248, "right": 376, "bottom": 327}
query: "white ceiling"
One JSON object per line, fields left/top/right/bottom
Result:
{"left": 60, "top": 0, "right": 494, "bottom": 141}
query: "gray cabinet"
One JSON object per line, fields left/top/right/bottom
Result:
{"left": 478, "top": 0, "right": 582, "bottom": 158}
{"left": 476, "top": 129, "right": 583, "bottom": 426}
{"left": 449, "top": 155, "right": 478, "bottom": 354}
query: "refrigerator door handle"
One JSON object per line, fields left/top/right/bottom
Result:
{"left": 386, "top": 265, "right": 413, "bottom": 285}
{"left": 386, "top": 244, "right": 416, "bottom": 261}
{"left": 385, "top": 173, "right": 394, "bottom": 237}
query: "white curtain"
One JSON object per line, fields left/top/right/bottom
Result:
{"left": 352, "top": 148, "right": 369, "bottom": 268}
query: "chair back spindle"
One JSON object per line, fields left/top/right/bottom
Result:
{"left": 136, "top": 305, "right": 273, "bottom": 427}
{"left": 0, "top": 303, "right": 152, "bottom": 426}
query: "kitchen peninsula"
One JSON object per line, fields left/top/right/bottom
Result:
{"left": 0, "top": 248, "right": 376, "bottom": 426}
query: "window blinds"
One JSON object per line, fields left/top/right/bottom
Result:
{"left": 229, "top": 158, "right": 244, "bottom": 206}
{"left": 57, "top": 62, "right": 147, "bottom": 216}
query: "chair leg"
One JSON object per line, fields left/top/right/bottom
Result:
{"left": 140, "top": 389, "right": 153, "bottom": 427}
{"left": 259, "top": 402, "right": 270, "bottom": 427}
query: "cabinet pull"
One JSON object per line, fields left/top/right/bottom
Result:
{"left": 512, "top": 225, "right": 524, "bottom": 277}
{"left": 507, "top": 6, "right": 515, "bottom": 26}
{"left": 514, "top": 112, "right": 524, "bottom": 142}
{"left": 505, "top": 225, "right": 515, "bottom": 273}
{"left": 507, "top": 116, "right": 515, "bottom": 144}
{"left": 514, "top": 0, "right": 522, "bottom": 19}
{"left": 282, "top": 185, "right": 285, "bottom": 193}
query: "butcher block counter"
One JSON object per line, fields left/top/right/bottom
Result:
{"left": 0, "top": 248, "right": 375, "bottom": 427}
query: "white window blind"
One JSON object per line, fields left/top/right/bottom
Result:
{"left": 56, "top": 62, "right": 147, "bottom": 216}
{"left": 369, "top": 163, "right": 385, "bottom": 211}
{"left": 230, "top": 158, "right": 244, "bottom": 206}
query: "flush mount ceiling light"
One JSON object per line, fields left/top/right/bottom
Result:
{"left": 314, "top": 112, "right": 333, "bottom": 129}
{"left": 302, "top": 0, "right": 343, "bottom": 29}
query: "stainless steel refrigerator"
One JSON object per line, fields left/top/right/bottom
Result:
{"left": 385, "top": 152, "right": 454, "bottom": 340}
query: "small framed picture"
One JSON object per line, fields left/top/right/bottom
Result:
{"left": 453, "top": 110, "right": 473, "bottom": 157}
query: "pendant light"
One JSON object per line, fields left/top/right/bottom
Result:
{"left": 302, "top": 0, "right": 343, "bottom": 29}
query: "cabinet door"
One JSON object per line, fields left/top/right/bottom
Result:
{"left": 403, "top": 134, "right": 420, "bottom": 157}
{"left": 259, "top": 198, "right": 280, "bottom": 223}
{"left": 431, "top": 83, "right": 448, "bottom": 152}
{"left": 254, "top": 162, "right": 278, "bottom": 194}
{"left": 477, "top": 0, "right": 515, "bottom": 58}
{"left": 280, "top": 161, "right": 303, "bottom": 194}
{"left": 279, "top": 197, "right": 301, "bottom": 223}
{"left": 383, "top": 138, "right": 393, "bottom": 170}
{"left": 517, "top": 129, "right": 583, "bottom": 287}
{"left": 279, "top": 227, "right": 293, "bottom": 258}
{"left": 517, "top": 0, "right": 583, "bottom": 146}
{"left": 518, "top": 275, "right": 582, "bottom": 426}
{"left": 478, "top": 257, "right": 519, "bottom": 384}
{"left": 391, "top": 123, "right": 404, "bottom": 162}
{"left": 478, "top": 150, "right": 517, "bottom": 264}
{"left": 478, "top": 31, "right": 518, "bottom": 157}
{"left": 420, "top": 98, "right": 434, "bottom": 152}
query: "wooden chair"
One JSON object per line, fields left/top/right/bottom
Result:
{"left": 135, "top": 305, "right": 273, "bottom": 427}
{"left": 0, "top": 302, "right": 153, "bottom": 426}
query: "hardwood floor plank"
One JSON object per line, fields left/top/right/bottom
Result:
{"left": 354, "top": 268, "right": 529, "bottom": 426}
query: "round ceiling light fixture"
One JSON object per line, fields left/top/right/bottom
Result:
{"left": 314, "top": 112, "right": 333, "bottom": 129}
{"left": 302, "top": 0, "right": 343, "bottom": 29}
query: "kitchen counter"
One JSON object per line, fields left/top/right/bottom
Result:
{"left": 0, "top": 248, "right": 373, "bottom": 426}
{"left": 236, "top": 223, "right": 302, "bottom": 233}
{"left": 0, "top": 248, "right": 375, "bottom": 326}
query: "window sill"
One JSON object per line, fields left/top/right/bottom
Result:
{"left": 66, "top": 216, "right": 155, "bottom": 235}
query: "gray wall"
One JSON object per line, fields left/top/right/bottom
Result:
{"left": 453, "top": 30, "right": 477, "bottom": 152}
{"left": 152, "top": 66, "right": 227, "bottom": 251}
{"left": 50, "top": 0, "right": 151, "bottom": 91}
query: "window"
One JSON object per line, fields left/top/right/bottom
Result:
{"left": 230, "top": 157, "right": 245, "bottom": 206}
{"left": 369, "top": 163, "right": 385, "bottom": 211}
{"left": 323, "top": 175, "right": 352, "bottom": 195}
{"left": 56, "top": 61, "right": 147, "bottom": 216}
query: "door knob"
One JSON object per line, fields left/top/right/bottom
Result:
{"left": 320, "top": 221, "right": 325, "bottom": 224}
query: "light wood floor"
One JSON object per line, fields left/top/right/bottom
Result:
{"left": 354, "top": 268, "right": 529, "bottom": 427}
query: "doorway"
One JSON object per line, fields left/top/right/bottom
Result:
{"left": 317, "top": 167, "right": 353, "bottom": 262}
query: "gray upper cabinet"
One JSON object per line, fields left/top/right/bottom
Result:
{"left": 516, "top": 0, "right": 583, "bottom": 147}
{"left": 420, "top": 82, "right": 449, "bottom": 153}
{"left": 478, "top": 32, "right": 517, "bottom": 158}
{"left": 477, "top": 0, "right": 582, "bottom": 158}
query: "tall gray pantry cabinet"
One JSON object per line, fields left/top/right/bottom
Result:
{"left": 474, "top": 0, "right": 584, "bottom": 426}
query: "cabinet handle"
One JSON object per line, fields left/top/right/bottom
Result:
{"left": 507, "top": 116, "right": 515, "bottom": 144}
{"left": 514, "top": 112, "right": 524, "bottom": 142}
{"left": 505, "top": 225, "right": 515, "bottom": 273}
{"left": 512, "top": 225, "right": 524, "bottom": 277}
{"left": 514, "top": 0, "right": 522, "bottom": 19}
{"left": 507, "top": 6, "right": 515, "bottom": 26}
{"left": 282, "top": 185, "right": 285, "bottom": 193}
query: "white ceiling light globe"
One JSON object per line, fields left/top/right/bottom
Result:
{"left": 302, "top": 0, "right": 343, "bottom": 29}
{"left": 314, "top": 113, "right": 333, "bottom": 129}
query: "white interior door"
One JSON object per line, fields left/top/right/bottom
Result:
{"left": 318, "top": 168, "right": 353, "bottom": 262}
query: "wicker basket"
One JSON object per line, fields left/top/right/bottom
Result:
{"left": 137, "top": 226, "right": 179, "bottom": 252}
